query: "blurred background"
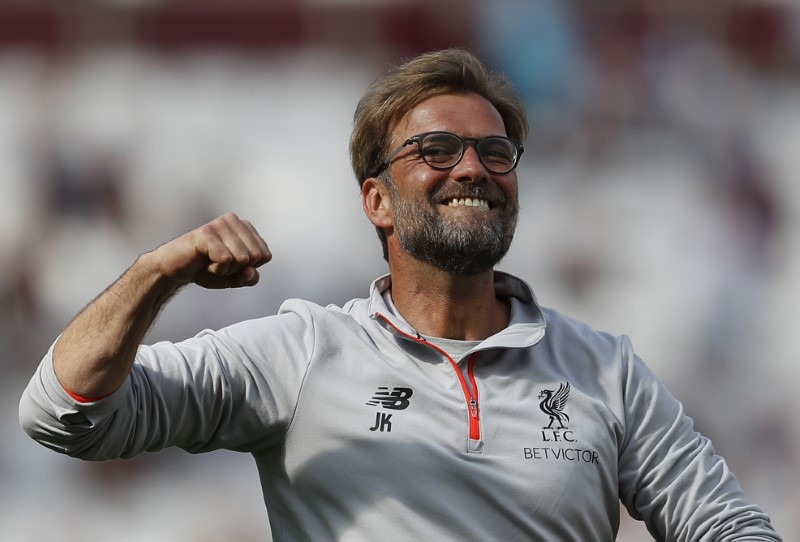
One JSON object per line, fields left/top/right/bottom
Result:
{"left": 1, "top": 0, "right": 798, "bottom": 540}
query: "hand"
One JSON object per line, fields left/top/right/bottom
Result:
{"left": 150, "top": 213, "right": 272, "bottom": 289}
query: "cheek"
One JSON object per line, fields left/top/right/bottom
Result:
{"left": 413, "top": 162, "right": 450, "bottom": 186}
{"left": 396, "top": 165, "right": 450, "bottom": 198}
{"left": 494, "top": 174, "right": 518, "bottom": 202}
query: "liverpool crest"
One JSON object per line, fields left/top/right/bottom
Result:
{"left": 538, "top": 382, "right": 570, "bottom": 430}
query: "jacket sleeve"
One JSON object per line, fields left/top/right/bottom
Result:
{"left": 617, "top": 337, "right": 781, "bottom": 541}
{"left": 18, "top": 306, "right": 315, "bottom": 459}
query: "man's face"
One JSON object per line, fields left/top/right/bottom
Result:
{"left": 385, "top": 93, "right": 519, "bottom": 276}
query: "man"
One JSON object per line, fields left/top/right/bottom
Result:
{"left": 20, "top": 49, "right": 780, "bottom": 541}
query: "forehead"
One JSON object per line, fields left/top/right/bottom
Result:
{"left": 393, "top": 93, "right": 507, "bottom": 143}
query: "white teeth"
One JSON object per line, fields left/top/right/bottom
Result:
{"left": 447, "top": 198, "right": 490, "bottom": 209}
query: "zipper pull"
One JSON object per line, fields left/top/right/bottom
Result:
{"left": 470, "top": 398, "right": 479, "bottom": 418}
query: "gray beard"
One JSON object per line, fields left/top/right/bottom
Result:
{"left": 389, "top": 182, "right": 518, "bottom": 276}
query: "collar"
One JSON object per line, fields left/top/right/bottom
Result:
{"left": 368, "top": 271, "right": 547, "bottom": 349}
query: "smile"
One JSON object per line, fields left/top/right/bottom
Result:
{"left": 446, "top": 197, "right": 491, "bottom": 210}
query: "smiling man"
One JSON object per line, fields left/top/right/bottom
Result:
{"left": 20, "top": 49, "right": 781, "bottom": 541}
{"left": 361, "top": 92, "right": 520, "bottom": 339}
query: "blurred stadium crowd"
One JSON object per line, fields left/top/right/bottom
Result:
{"left": 1, "top": 1, "right": 798, "bottom": 540}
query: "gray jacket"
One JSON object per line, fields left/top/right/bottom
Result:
{"left": 20, "top": 272, "right": 781, "bottom": 541}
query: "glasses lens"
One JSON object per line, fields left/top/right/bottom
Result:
{"left": 419, "top": 133, "right": 463, "bottom": 167}
{"left": 478, "top": 137, "right": 517, "bottom": 172}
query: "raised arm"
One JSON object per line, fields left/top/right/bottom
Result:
{"left": 53, "top": 213, "right": 271, "bottom": 399}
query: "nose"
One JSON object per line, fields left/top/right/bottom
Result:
{"left": 450, "top": 143, "right": 489, "bottom": 182}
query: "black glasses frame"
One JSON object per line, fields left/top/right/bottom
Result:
{"left": 370, "top": 131, "right": 524, "bottom": 178}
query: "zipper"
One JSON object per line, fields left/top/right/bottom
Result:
{"left": 375, "top": 313, "right": 482, "bottom": 444}
{"left": 462, "top": 353, "right": 480, "bottom": 440}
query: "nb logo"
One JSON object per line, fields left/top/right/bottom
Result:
{"left": 366, "top": 387, "right": 413, "bottom": 410}
{"left": 366, "top": 387, "right": 414, "bottom": 433}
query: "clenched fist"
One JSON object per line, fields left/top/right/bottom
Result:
{"left": 151, "top": 213, "right": 272, "bottom": 289}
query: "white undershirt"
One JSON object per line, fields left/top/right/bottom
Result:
{"left": 382, "top": 288, "right": 481, "bottom": 361}
{"left": 421, "top": 335, "right": 481, "bottom": 362}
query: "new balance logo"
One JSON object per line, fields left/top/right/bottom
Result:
{"left": 366, "top": 387, "right": 414, "bottom": 433}
{"left": 366, "top": 387, "right": 413, "bottom": 410}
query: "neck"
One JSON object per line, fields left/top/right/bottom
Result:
{"left": 388, "top": 254, "right": 509, "bottom": 340}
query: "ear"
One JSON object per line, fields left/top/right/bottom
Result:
{"left": 361, "top": 177, "right": 393, "bottom": 229}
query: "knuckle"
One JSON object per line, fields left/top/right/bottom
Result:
{"left": 197, "top": 223, "right": 215, "bottom": 236}
{"left": 215, "top": 251, "right": 234, "bottom": 265}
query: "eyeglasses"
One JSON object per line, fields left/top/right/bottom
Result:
{"left": 371, "top": 131, "right": 524, "bottom": 178}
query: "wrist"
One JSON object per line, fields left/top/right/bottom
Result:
{"left": 134, "top": 251, "right": 184, "bottom": 298}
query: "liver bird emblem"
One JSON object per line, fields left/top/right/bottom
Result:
{"left": 538, "top": 382, "right": 570, "bottom": 430}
